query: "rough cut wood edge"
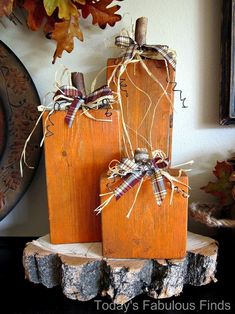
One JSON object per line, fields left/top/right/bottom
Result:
{"left": 23, "top": 235, "right": 218, "bottom": 305}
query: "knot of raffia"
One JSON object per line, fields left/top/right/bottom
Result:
{"left": 115, "top": 35, "right": 177, "bottom": 70}
{"left": 95, "top": 148, "right": 189, "bottom": 218}
{"left": 54, "top": 85, "right": 114, "bottom": 127}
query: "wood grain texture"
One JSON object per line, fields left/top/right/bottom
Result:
{"left": 43, "top": 110, "right": 121, "bottom": 244}
{"left": 101, "top": 169, "right": 188, "bottom": 259}
{"left": 107, "top": 58, "right": 175, "bottom": 159}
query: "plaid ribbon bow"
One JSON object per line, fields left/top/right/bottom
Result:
{"left": 111, "top": 149, "right": 169, "bottom": 206}
{"left": 115, "top": 35, "right": 176, "bottom": 70}
{"left": 53, "top": 85, "right": 113, "bottom": 128}
{"left": 95, "top": 149, "right": 190, "bottom": 216}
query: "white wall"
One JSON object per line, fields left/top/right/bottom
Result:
{"left": 0, "top": 0, "right": 230, "bottom": 236}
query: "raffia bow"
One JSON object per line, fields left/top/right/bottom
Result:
{"left": 53, "top": 84, "right": 113, "bottom": 128}
{"left": 95, "top": 149, "right": 189, "bottom": 218}
{"left": 115, "top": 35, "right": 177, "bottom": 70}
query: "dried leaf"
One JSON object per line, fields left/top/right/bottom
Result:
{"left": 79, "top": 0, "right": 122, "bottom": 29}
{"left": 0, "top": 0, "right": 14, "bottom": 17}
{"left": 201, "top": 161, "right": 234, "bottom": 206}
{"left": 43, "top": 0, "right": 58, "bottom": 16}
{"left": 23, "top": 0, "right": 46, "bottom": 31}
{"left": 43, "top": 13, "right": 59, "bottom": 35}
{"left": 1, "top": 0, "right": 122, "bottom": 63}
{"left": 43, "top": 0, "right": 77, "bottom": 20}
{"left": 51, "top": 14, "right": 83, "bottom": 63}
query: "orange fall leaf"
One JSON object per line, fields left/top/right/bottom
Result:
{"left": 79, "top": 0, "right": 122, "bottom": 29}
{"left": 23, "top": 0, "right": 47, "bottom": 31}
{"left": 51, "top": 14, "right": 83, "bottom": 63}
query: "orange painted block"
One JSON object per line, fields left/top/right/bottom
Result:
{"left": 107, "top": 59, "right": 175, "bottom": 159}
{"left": 43, "top": 110, "right": 121, "bottom": 244}
{"left": 100, "top": 169, "right": 188, "bottom": 259}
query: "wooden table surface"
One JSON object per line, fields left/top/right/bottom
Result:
{"left": 0, "top": 232, "right": 234, "bottom": 314}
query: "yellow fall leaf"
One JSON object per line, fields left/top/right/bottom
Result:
{"left": 43, "top": 0, "right": 57, "bottom": 16}
{"left": 43, "top": 0, "right": 78, "bottom": 19}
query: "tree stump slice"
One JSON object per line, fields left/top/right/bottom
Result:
{"left": 23, "top": 232, "right": 218, "bottom": 304}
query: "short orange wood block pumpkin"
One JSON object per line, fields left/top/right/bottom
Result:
{"left": 100, "top": 169, "right": 188, "bottom": 259}
{"left": 43, "top": 110, "right": 121, "bottom": 244}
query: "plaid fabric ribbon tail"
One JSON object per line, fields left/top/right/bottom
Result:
{"left": 115, "top": 36, "right": 139, "bottom": 62}
{"left": 65, "top": 99, "right": 84, "bottom": 128}
{"left": 143, "top": 44, "right": 176, "bottom": 70}
{"left": 151, "top": 157, "right": 169, "bottom": 205}
{"left": 113, "top": 155, "right": 169, "bottom": 204}
{"left": 115, "top": 36, "right": 135, "bottom": 48}
{"left": 152, "top": 168, "right": 167, "bottom": 206}
{"left": 114, "top": 171, "right": 145, "bottom": 200}
{"left": 84, "top": 85, "right": 113, "bottom": 105}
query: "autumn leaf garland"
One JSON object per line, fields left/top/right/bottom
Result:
{"left": 0, "top": 0, "right": 123, "bottom": 63}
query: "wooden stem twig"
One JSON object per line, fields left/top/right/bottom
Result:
{"left": 135, "top": 17, "right": 148, "bottom": 45}
{"left": 71, "top": 72, "right": 86, "bottom": 97}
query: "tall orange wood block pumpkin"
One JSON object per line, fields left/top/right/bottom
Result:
{"left": 106, "top": 17, "right": 176, "bottom": 159}
{"left": 100, "top": 156, "right": 188, "bottom": 259}
{"left": 43, "top": 110, "right": 121, "bottom": 244}
{"left": 43, "top": 71, "right": 121, "bottom": 244}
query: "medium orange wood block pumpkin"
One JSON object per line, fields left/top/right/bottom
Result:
{"left": 43, "top": 110, "right": 121, "bottom": 244}
{"left": 107, "top": 58, "right": 175, "bottom": 160}
{"left": 100, "top": 169, "right": 188, "bottom": 259}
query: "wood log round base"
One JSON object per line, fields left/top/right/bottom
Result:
{"left": 23, "top": 232, "right": 218, "bottom": 305}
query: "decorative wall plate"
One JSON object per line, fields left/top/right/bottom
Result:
{"left": 0, "top": 41, "right": 42, "bottom": 221}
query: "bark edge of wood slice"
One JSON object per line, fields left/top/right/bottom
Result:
{"left": 23, "top": 232, "right": 218, "bottom": 305}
